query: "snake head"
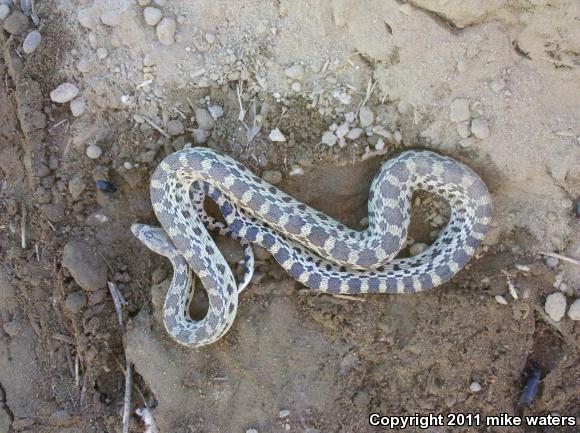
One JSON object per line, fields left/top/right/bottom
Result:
{"left": 131, "top": 223, "right": 177, "bottom": 258}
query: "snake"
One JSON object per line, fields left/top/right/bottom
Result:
{"left": 131, "top": 147, "right": 492, "bottom": 347}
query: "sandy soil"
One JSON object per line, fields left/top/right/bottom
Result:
{"left": 0, "top": 0, "right": 579, "bottom": 432}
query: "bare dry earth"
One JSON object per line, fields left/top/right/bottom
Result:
{"left": 0, "top": 1, "right": 579, "bottom": 433}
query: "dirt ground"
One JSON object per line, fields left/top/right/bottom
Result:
{"left": 0, "top": 0, "right": 579, "bottom": 432}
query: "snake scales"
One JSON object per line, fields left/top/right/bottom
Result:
{"left": 132, "top": 147, "right": 492, "bottom": 347}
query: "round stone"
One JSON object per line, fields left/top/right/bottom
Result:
{"left": 86, "top": 144, "right": 102, "bottom": 159}
{"left": 469, "top": 382, "right": 482, "bottom": 392}
{"left": 143, "top": 7, "right": 162, "bottom": 26}
{"left": 568, "top": 299, "right": 580, "bottom": 321}
{"left": 156, "top": 17, "right": 176, "bottom": 45}
{"left": 70, "top": 98, "right": 86, "bottom": 117}
{"left": 64, "top": 291, "right": 87, "bottom": 314}
{"left": 50, "top": 83, "right": 79, "bottom": 103}
{"left": 544, "top": 292, "right": 567, "bottom": 322}
{"left": 22, "top": 30, "right": 41, "bottom": 54}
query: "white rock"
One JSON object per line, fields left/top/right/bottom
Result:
{"left": 246, "top": 430, "right": 258, "bottom": 433}
{"left": 101, "top": 10, "right": 121, "bottom": 27}
{"left": 409, "top": 243, "right": 427, "bottom": 256}
{"left": 469, "top": 382, "right": 482, "bottom": 393}
{"left": 456, "top": 121, "right": 471, "bottom": 139}
{"left": 321, "top": 131, "right": 337, "bottom": 146}
{"left": 154, "top": 0, "right": 167, "bottom": 5}
{"left": 347, "top": 128, "right": 362, "bottom": 140}
{"left": 143, "top": 7, "right": 162, "bottom": 26}
{"left": 279, "top": 409, "right": 290, "bottom": 418}
{"left": 70, "top": 98, "right": 86, "bottom": 117}
{"left": 0, "top": 5, "right": 10, "bottom": 21}
{"left": 208, "top": 105, "right": 224, "bottom": 120}
{"left": 96, "top": 47, "right": 108, "bottom": 59}
{"left": 156, "top": 17, "right": 176, "bottom": 45}
{"left": 268, "top": 128, "right": 286, "bottom": 142}
{"left": 291, "top": 81, "right": 302, "bottom": 92}
{"left": 495, "top": 295, "right": 508, "bottom": 305}
{"left": 86, "top": 144, "right": 102, "bottom": 159}
{"left": 335, "top": 123, "right": 349, "bottom": 139}
{"left": 545, "top": 292, "right": 566, "bottom": 322}
{"left": 471, "top": 117, "right": 490, "bottom": 139}
{"left": 22, "top": 30, "right": 41, "bottom": 54}
{"left": 359, "top": 106, "right": 374, "bottom": 128}
{"left": 375, "top": 138, "right": 385, "bottom": 151}
{"left": 568, "top": 299, "right": 580, "bottom": 321}
{"left": 284, "top": 64, "right": 304, "bottom": 81}
{"left": 205, "top": 32, "right": 216, "bottom": 44}
{"left": 449, "top": 98, "right": 470, "bottom": 122}
{"left": 345, "top": 112, "right": 355, "bottom": 123}
{"left": 50, "top": 83, "right": 79, "bottom": 103}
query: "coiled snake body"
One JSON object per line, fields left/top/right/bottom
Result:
{"left": 132, "top": 148, "right": 492, "bottom": 347}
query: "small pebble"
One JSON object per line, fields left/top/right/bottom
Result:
{"left": 545, "top": 256, "right": 559, "bottom": 268}
{"left": 166, "top": 119, "right": 184, "bottom": 136}
{"left": 64, "top": 291, "right": 87, "bottom": 314}
{"left": 68, "top": 175, "right": 86, "bottom": 200}
{"left": 321, "top": 131, "right": 337, "bottom": 146}
{"left": 291, "top": 81, "right": 302, "bottom": 92}
{"left": 97, "top": 47, "right": 108, "bottom": 59}
{"left": 208, "top": 105, "right": 224, "bottom": 120}
{"left": 471, "top": 117, "right": 490, "bottom": 139}
{"left": 449, "top": 98, "right": 470, "bottom": 122}
{"left": 456, "top": 121, "right": 471, "bottom": 139}
{"left": 459, "top": 137, "right": 476, "bottom": 148}
{"left": 568, "top": 299, "right": 580, "bottom": 320}
{"left": 50, "top": 83, "right": 79, "bottom": 103}
{"left": 469, "top": 382, "right": 482, "bottom": 393}
{"left": 62, "top": 241, "right": 108, "bottom": 291}
{"left": 3, "top": 10, "right": 28, "bottom": 34}
{"left": 246, "top": 430, "right": 258, "bottom": 433}
{"left": 0, "top": 5, "right": 10, "bottom": 21}
{"left": 101, "top": 10, "right": 121, "bottom": 27}
{"left": 86, "top": 144, "right": 102, "bottom": 159}
{"left": 151, "top": 267, "right": 167, "bottom": 284}
{"left": 156, "top": 17, "right": 176, "bottom": 45}
{"left": 279, "top": 409, "right": 290, "bottom": 418}
{"left": 359, "top": 106, "right": 374, "bottom": 128}
{"left": 409, "top": 243, "right": 427, "bottom": 256}
{"left": 544, "top": 292, "right": 566, "bottom": 322}
{"left": 70, "top": 97, "right": 86, "bottom": 117}
{"left": 335, "top": 123, "right": 349, "bottom": 139}
{"left": 195, "top": 108, "right": 215, "bottom": 130}
{"left": 143, "top": 7, "right": 162, "bottom": 26}
{"left": 22, "top": 30, "right": 41, "bottom": 54}
{"left": 284, "top": 64, "right": 304, "bottom": 81}
{"left": 268, "top": 128, "right": 286, "bottom": 142}
{"left": 495, "top": 294, "right": 508, "bottom": 305}
{"left": 261, "top": 170, "right": 282, "bottom": 185}
{"left": 347, "top": 128, "right": 362, "bottom": 140}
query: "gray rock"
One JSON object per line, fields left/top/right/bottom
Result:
{"left": 471, "top": 117, "right": 490, "bottom": 139}
{"left": 166, "top": 119, "right": 184, "bottom": 136}
{"left": 261, "top": 169, "right": 282, "bottom": 185}
{"left": 86, "top": 144, "right": 102, "bottom": 159}
{"left": 544, "top": 292, "right": 566, "bottom": 322}
{"left": 64, "top": 291, "right": 87, "bottom": 314}
{"left": 22, "top": 30, "right": 41, "bottom": 54}
{"left": 41, "top": 203, "right": 65, "bottom": 222}
{"left": 284, "top": 64, "right": 304, "bottom": 81}
{"left": 0, "top": 5, "right": 10, "bottom": 21}
{"left": 101, "top": 10, "right": 121, "bottom": 27}
{"left": 156, "top": 17, "right": 176, "bottom": 45}
{"left": 70, "top": 97, "right": 86, "bottom": 117}
{"left": 50, "top": 83, "right": 79, "bottom": 103}
{"left": 409, "top": 242, "right": 427, "bottom": 256}
{"left": 449, "top": 98, "right": 470, "bottom": 122}
{"left": 151, "top": 267, "right": 167, "bottom": 284}
{"left": 62, "top": 240, "right": 108, "bottom": 291}
{"left": 195, "top": 107, "right": 215, "bottom": 130}
{"left": 68, "top": 175, "right": 86, "bottom": 200}
{"left": 359, "top": 106, "right": 374, "bottom": 128}
{"left": 143, "top": 7, "right": 162, "bottom": 26}
{"left": 0, "top": 406, "right": 11, "bottom": 433}
{"left": 545, "top": 256, "right": 559, "bottom": 268}
{"left": 568, "top": 299, "right": 580, "bottom": 321}
{"left": 3, "top": 10, "right": 28, "bottom": 34}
